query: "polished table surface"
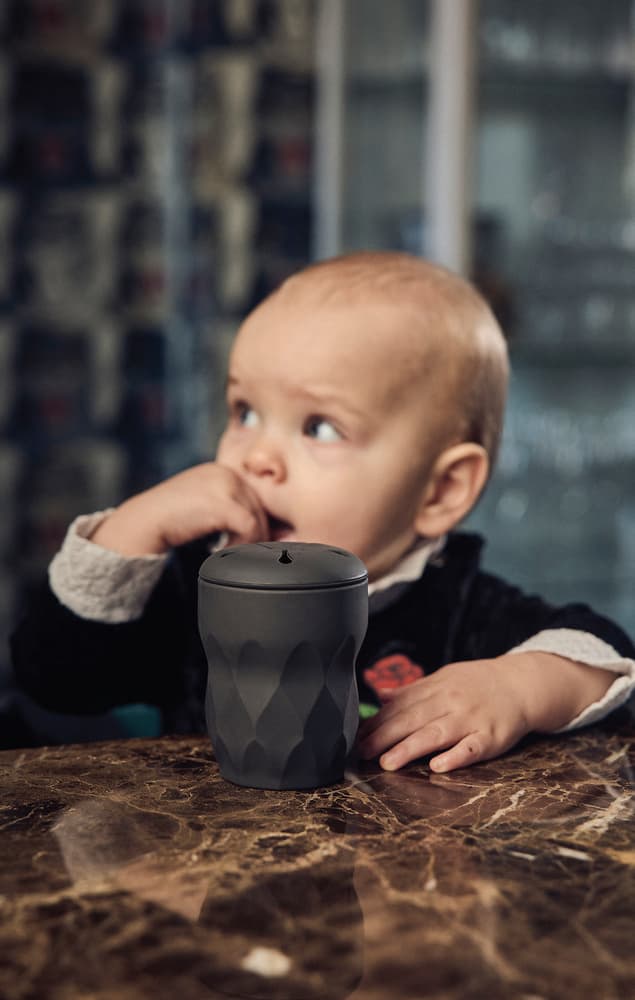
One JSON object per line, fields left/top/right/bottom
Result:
{"left": 1, "top": 716, "right": 634, "bottom": 1000}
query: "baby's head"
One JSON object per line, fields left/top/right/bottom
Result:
{"left": 216, "top": 251, "right": 508, "bottom": 581}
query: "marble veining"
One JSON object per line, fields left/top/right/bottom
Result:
{"left": 1, "top": 713, "right": 633, "bottom": 1000}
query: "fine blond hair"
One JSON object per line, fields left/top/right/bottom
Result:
{"left": 276, "top": 251, "right": 509, "bottom": 470}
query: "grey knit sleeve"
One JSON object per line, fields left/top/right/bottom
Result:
{"left": 48, "top": 510, "right": 168, "bottom": 624}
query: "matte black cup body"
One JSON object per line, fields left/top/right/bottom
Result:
{"left": 198, "top": 542, "right": 368, "bottom": 790}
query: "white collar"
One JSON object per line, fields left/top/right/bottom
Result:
{"left": 368, "top": 536, "right": 446, "bottom": 614}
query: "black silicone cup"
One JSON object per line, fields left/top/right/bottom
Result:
{"left": 198, "top": 580, "right": 368, "bottom": 790}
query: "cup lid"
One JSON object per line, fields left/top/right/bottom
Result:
{"left": 198, "top": 541, "right": 368, "bottom": 590}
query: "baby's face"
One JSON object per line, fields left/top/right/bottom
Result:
{"left": 216, "top": 291, "right": 437, "bottom": 580}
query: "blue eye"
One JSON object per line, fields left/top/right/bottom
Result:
{"left": 305, "top": 417, "right": 342, "bottom": 443}
{"left": 236, "top": 403, "right": 259, "bottom": 428}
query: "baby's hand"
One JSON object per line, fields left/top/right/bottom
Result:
{"left": 91, "top": 462, "right": 269, "bottom": 556}
{"left": 356, "top": 652, "right": 614, "bottom": 773}
{"left": 356, "top": 657, "right": 532, "bottom": 774}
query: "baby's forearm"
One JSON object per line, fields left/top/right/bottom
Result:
{"left": 90, "top": 497, "right": 167, "bottom": 556}
{"left": 504, "top": 652, "right": 614, "bottom": 733}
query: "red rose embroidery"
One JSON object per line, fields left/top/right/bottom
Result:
{"left": 364, "top": 654, "right": 425, "bottom": 702}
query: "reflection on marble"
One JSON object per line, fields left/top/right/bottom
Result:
{"left": 0, "top": 713, "right": 634, "bottom": 1000}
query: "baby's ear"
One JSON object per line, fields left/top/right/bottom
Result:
{"left": 413, "top": 443, "right": 489, "bottom": 537}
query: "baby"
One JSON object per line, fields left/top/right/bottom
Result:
{"left": 11, "top": 252, "right": 635, "bottom": 771}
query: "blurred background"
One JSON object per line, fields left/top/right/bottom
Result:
{"left": 1, "top": 0, "right": 634, "bottom": 746}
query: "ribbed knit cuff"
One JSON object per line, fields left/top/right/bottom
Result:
{"left": 508, "top": 628, "right": 635, "bottom": 732}
{"left": 49, "top": 510, "right": 168, "bottom": 623}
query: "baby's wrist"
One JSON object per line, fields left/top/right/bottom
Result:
{"left": 504, "top": 651, "right": 613, "bottom": 733}
{"left": 89, "top": 500, "right": 169, "bottom": 557}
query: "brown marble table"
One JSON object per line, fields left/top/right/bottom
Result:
{"left": 1, "top": 716, "right": 634, "bottom": 1000}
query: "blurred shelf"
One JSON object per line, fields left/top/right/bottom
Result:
{"left": 347, "top": 72, "right": 427, "bottom": 96}
{"left": 479, "top": 69, "right": 632, "bottom": 110}
{"left": 509, "top": 341, "right": 635, "bottom": 368}
{"left": 480, "top": 61, "right": 635, "bottom": 84}
{"left": 346, "top": 64, "right": 633, "bottom": 99}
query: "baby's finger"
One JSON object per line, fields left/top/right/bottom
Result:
{"left": 356, "top": 706, "right": 397, "bottom": 743}
{"left": 376, "top": 716, "right": 457, "bottom": 772}
{"left": 234, "top": 484, "right": 269, "bottom": 540}
{"left": 429, "top": 732, "right": 490, "bottom": 774}
{"left": 223, "top": 499, "right": 268, "bottom": 544}
{"left": 356, "top": 689, "right": 399, "bottom": 738}
{"left": 357, "top": 696, "right": 448, "bottom": 761}
{"left": 357, "top": 683, "right": 436, "bottom": 742}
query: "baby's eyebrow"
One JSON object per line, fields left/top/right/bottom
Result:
{"left": 293, "top": 387, "right": 368, "bottom": 423}
{"left": 225, "top": 373, "right": 368, "bottom": 423}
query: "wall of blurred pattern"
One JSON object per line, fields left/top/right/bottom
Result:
{"left": 2, "top": 0, "right": 634, "bottom": 746}
{"left": 0, "top": 0, "right": 315, "bottom": 744}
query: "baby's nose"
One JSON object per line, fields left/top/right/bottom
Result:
{"left": 242, "top": 438, "right": 286, "bottom": 482}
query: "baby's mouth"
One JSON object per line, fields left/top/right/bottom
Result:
{"left": 266, "top": 512, "right": 294, "bottom": 541}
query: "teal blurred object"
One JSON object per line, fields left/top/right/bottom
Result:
{"left": 111, "top": 704, "right": 162, "bottom": 738}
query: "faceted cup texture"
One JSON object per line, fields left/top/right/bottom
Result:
{"left": 198, "top": 581, "right": 368, "bottom": 789}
